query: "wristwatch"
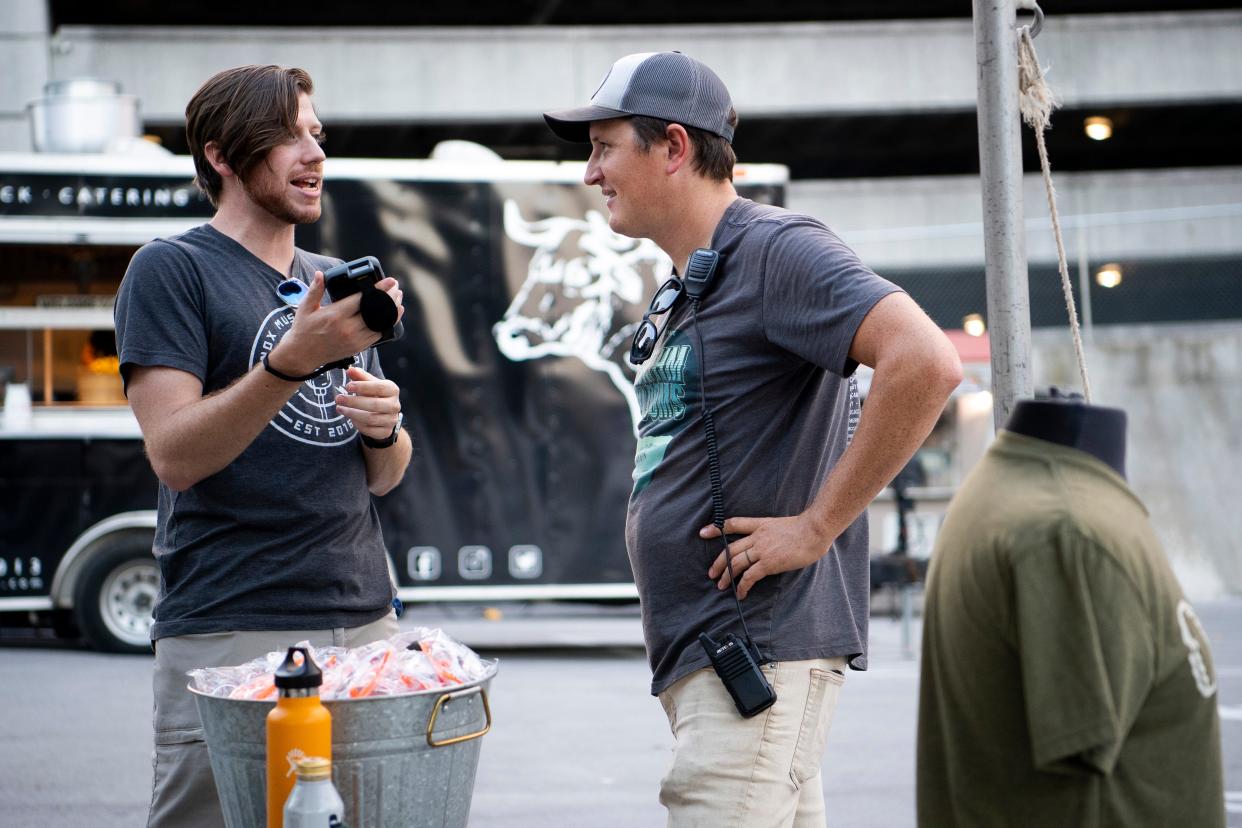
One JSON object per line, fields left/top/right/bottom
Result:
{"left": 361, "top": 412, "right": 403, "bottom": 449}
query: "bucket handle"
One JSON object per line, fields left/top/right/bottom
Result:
{"left": 426, "top": 685, "right": 492, "bottom": 748}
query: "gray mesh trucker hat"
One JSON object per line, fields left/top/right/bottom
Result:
{"left": 544, "top": 51, "right": 734, "bottom": 143}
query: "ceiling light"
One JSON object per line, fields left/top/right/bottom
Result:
{"left": 1084, "top": 116, "right": 1113, "bottom": 141}
{"left": 1095, "top": 263, "right": 1123, "bottom": 288}
{"left": 962, "top": 313, "right": 986, "bottom": 337}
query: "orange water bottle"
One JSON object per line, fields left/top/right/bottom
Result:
{"left": 266, "top": 647, "right": 331, "bottom": 828}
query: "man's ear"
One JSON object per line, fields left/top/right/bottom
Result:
{"left": 203, "top": 141, "right": 235, "bottom": 179}
{"left": 664, "top": 123, "right": 691, "bottom": 175}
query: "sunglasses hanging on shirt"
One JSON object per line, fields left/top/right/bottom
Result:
{"left": 628, "top": 248, "right": 724, "bottom": 366}
{"left": 276, "top": 277, "right": 309, "bottom": 307}
{"left": 629, "top": 277, "right": 684, "bottom": 365}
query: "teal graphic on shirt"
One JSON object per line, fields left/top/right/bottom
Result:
{"left": 632, "top": 329, "right": 700, "bottom": 495}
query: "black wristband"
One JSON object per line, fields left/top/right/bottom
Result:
{"left": 261, "top": 351, "right": 322, "bottom": 382}
{"left": 261, "top": 352, "right": 354, "bottom": 382}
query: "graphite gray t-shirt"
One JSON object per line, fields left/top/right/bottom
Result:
{"left": 114, "top": 224, "right": 394, "bottom": 640}
{"left": 626, "top": 198, "right": 901, "bottom": 694}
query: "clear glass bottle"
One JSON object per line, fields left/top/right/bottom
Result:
{"left": 283, "top": 756, "right": 347, "bottom": 828}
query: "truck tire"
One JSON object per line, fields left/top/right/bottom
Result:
{"left": 73, "top": 535, "right": 158, "bottom": 654}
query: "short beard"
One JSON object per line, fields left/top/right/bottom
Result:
{"left": 240, "top": 173, "right": 320, "bottom": 226}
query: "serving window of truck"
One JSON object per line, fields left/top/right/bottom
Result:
{"left": 0, "top": 152, "right": 787, "bottom": 652}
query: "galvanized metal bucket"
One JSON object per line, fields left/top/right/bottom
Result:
{"left": 191, "top": 659, "right": 497, "bottom": 828}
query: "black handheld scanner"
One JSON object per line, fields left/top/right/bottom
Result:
{"left": 323, "top": 256, "right": 404, "bottom": 344}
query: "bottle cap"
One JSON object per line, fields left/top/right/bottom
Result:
{"left": 295, "top": 756, "right": 332, "bottom": 781}
{"left": 274, "top": 646, "right": 323, "bottom": 690}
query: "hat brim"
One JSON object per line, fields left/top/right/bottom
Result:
{"left": 543, "top": 105, "right": 633, "bottom": 143}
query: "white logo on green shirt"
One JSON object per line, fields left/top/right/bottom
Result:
{"left": 1176, "top": 599, "right": 1216, "bottom": 698}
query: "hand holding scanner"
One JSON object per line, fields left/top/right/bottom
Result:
{"left": 323, "top": 256, "right": 404, "bottom": 344}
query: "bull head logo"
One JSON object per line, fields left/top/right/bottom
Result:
{"left": 493, "top": 199, "right": 671, "bottom": 434}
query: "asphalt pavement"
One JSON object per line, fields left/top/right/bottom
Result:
{"left": 1, "top": 596, "right": 1239, "bottom": 826}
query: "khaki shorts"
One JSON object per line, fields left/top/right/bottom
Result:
{"left": 146, "top": 612, "right": 400, "bottom": 828}
{"left": 658, "top": 657, "right": 847, "bottom": 828}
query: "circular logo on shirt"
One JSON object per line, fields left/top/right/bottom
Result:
{"left": 251, "top": 307, "right": 359, "bottom": 447}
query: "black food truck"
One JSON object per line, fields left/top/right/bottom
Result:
{"left": 0, "top": 151, "right": 794, "bottom": 652}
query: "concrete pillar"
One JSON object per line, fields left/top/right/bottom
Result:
{"left": 0, "top": 0, "right": 50, "bottom": 152}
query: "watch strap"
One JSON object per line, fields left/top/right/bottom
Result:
{"left": 361, "top": 412, "right": 403, "bottom": 449}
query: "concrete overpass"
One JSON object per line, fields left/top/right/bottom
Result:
{"left": 16, "top": 12, "right": 1242, "bottom": 128}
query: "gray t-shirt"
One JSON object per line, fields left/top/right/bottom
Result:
{"left": 114, "top": 224, "right": 394, "bottom": 640}
{"left": 627, "top": 198, "right": 901, "bottom": 694}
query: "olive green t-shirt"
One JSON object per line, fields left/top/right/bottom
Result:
{"left": 917, "top": 431, "right": 1224, "bottom": 827}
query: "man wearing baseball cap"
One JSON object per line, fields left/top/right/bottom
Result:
{"left": 546, "top": 51, "right": 962, "bottom": 825}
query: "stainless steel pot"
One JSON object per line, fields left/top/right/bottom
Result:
{"left": 27, "top": 78, "right": 141, "bottom": 153}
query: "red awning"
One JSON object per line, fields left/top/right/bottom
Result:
{"left": 944, "top": 329, "right": 990, "bottom": 363}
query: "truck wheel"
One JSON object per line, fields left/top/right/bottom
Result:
{"left": 74, "top": 536, "right": 158, "bottom": 654}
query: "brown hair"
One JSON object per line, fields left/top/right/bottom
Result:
{"left": 629, "top": 109, "right": 738, "bottom": 182}
{"left": 185, "top": 65, "right": 315, "bottom": 207}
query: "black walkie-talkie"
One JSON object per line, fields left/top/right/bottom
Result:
{"left": 683, "top": 248, "right": 721, "bottom": 300}
{"left": 685, "top": 245, "right": 775, "bottom": 719}
{"left": 699, "top": 631, "right": 777, "bottom": 718}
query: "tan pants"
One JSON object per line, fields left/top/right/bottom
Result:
{"left": 146, "top": 612, "right": 400, "bottom": 828}
{"left": 657, "top": 657, "right": 847, "bottom": 828}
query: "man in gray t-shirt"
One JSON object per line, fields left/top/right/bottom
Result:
{"left": 545, "top": 52, "right": 962, "bottom": 824}
{"left": 114, "top": 66, "right": 412, "bottom": 828}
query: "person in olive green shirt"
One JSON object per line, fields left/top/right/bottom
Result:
{"left": 918, "top": 413, "right": 1224, "bottom": 827}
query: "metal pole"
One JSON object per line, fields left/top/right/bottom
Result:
{"left": 973, "top": 0, "right": 1033, "bottom": 429}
